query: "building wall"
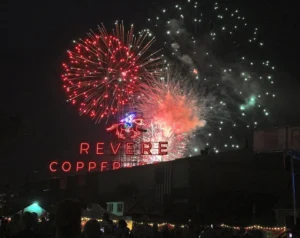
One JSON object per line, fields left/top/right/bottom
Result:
{"left": 189, "top": 151, "right": 290, "bottom": 196}
{"left": 95, "top": 163, "right": 156, "bottom": 194}
{"left": 187, "top": 150, "right": 293, "bottom": 224}
{"left": 23, "top": 150, "right": 297, "bottom": 224}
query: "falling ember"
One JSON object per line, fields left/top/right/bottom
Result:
{"left": 62, "top": 23, "right": 164, "bottom": 123}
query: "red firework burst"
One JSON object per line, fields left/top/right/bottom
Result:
{"left": 62, "top": 23, "right": 163, "bottom": 122}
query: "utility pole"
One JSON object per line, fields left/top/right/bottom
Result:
{"left": 291, "top": 156, "right": 297, "bottom": 226}
{"left": 285, "top": 125, "right": 297, "bottom": 226}
{"left": 286, "top": 149, "right": 300, "bottom": 226}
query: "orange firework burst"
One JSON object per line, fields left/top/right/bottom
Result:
{"left": 137, "top": 71, "right": 208, "bottom": 162}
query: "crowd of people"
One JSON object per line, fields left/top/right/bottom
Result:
{"left": 0, "top": 199, "right": 132, "bottom": 238}
{"left": 0, "top": 199, "right": 269, "bottom": 238}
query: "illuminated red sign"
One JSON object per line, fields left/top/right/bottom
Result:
{"left": 106, "top": 113, "right": 146, "bottom": 139}
{"left": 79, "top": 142, "right": 168, "bottom": 155}
{"left": 49, "top": 142, "right": 168, "bottom": 173}
{"left": 107, "top": 118, "right": 145, "bottom": 139}
{"left": 49, "top": 161, "right": 122, "bottom": 173}
{"left": 49, "top": 114, "right": 168, "bottom": 173}
{"left": 49, "top": 160, "right": 160, "bottom": 173}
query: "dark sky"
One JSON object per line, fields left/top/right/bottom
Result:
{"left": 1, "top": 0, "right": 299, "bottom": 188}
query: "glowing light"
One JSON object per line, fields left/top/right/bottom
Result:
{"left": 24, "top": 203, "right": 45, "bottom": 217}
{"left": 107, "top": 118, "right": 146, "bottom": 139}
{"left": 120, "top": 113, "right": 136, "bottom": 129}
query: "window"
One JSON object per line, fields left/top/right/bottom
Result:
{"left": 117, "top": 203, "right": 123, "bottom": 213}
{"left": 107, "top": 203, "right": 113, "bottom": 213}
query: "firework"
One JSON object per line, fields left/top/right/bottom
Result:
{"left": 147, "top": 1, "right": 276, "bottom": 153}
{"left": 62, "top": 22, "right": 164, "bottom": 123}
{"left": 137, "top": 71, "right": 208, "bottom": 162}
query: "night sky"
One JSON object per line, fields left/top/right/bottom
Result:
{"left": 1, "top": 0, "right": 299, "bottom": 188}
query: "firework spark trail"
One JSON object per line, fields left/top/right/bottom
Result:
{"left": 62, "top": 23, "right": 164, "bottom": 123}
{"left": 147, "top": 1, "right": 277, "bottom": 153}
{"left": 137, "top": 71, "right": 209, "bottom": 162}
{"left": 142, "top": 122, "right": 187, "bottom": 162}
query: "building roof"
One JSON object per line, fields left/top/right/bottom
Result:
{"left": 82, "top": 204, "right": 120, "bottom": 220}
